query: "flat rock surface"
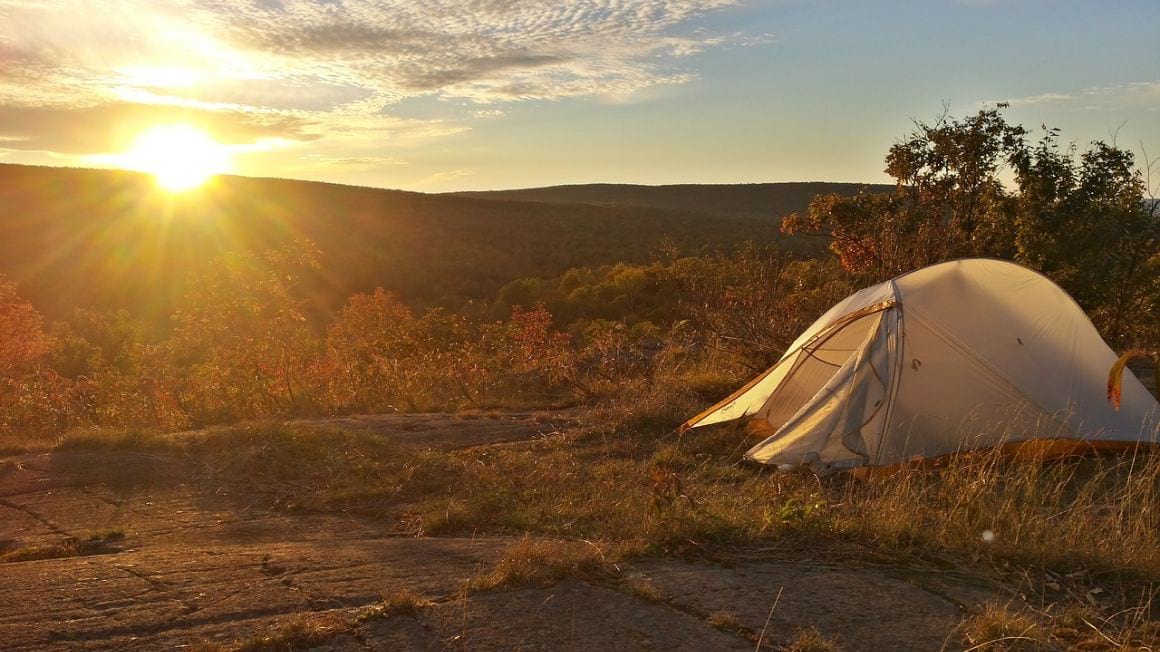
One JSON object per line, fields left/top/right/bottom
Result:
{"left": 292, "top": 411, "right": 578, "bottom": 450}
{"left": 630, "top": 558, "right": 998, "bottom": 651}
{"left": 0, "top": 412, "right": 1003, "bottom": 650}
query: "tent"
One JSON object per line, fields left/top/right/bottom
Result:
{"left": 682, "top": 259, "right": 1160, "bottom": 470}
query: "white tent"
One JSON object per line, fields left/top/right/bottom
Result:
{"left": 682, "top": 259, "right": 1160, "bottom": 470}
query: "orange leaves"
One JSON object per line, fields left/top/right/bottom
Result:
{"left": 0, "top": 277, "right": 54, "bottom": 377}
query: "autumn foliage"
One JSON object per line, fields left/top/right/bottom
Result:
{"left": 0, "top": 107, "right": 1155, "bottom": 439}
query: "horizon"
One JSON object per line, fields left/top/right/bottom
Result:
{"left": 1, "top": 1, "right": 1157, "bottom": 192}
{"left": 0, "top": 160, "right": 895, "bottom": 194}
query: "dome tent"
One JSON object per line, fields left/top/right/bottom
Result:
{"left": 682, "top": 259, "right": 1160, "bottom": 470}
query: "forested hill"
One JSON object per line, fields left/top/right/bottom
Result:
{"left": 451, "top": 182, "right": 895, "bottom": 220}
{"left": 0, "top": 164, "right": 804, "bottom": 325}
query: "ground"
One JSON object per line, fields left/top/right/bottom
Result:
{"left": 0, "top": 412, "right": 1099, "bottom": 650}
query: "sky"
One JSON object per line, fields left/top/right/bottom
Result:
{"left": 0, "top": 0, "right": 1157, "bottom": 192}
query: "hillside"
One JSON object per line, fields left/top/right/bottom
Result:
{"left": 0, "top": 164, "right": 806, "bottom": 324}
{"left": 452, "top": 182, "right": 895, "bottom": 220}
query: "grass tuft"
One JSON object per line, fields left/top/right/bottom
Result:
{"left": 624, "top": 576, "right": 665, "bottom": 602}
{"left": 958, "top": 603, "right": 1046, "bottom": 651}
{"left": 465, "top": 537, "right": 611, "bottom": 592}
{"left": 235, "top": 615, "right": 346, "bottom": 652}
{"left": 358, "top": 589, "right": 434, "bottom": 621}
{"left": 779, "top": 626, "right": 844, "bottom": 649}
{"left": 0, "top": 529, "right": 125, "bottom": 563}
{"left": 780, "top": 627, "right": 842, "bottom": 652}
{"left": 706, "top": 610, "right": 742, "bottom": 632}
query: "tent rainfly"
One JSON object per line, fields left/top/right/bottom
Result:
{"left": 682, "top": 259, "right": 1160, "bottom": 470}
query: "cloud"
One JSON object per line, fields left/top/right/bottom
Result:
{"left": 995, "top": 81, "right": 1160, "bottom": 112}
{"left": 0, "top": 101, "right": 314, "bottom": 154}
{"left": 286, "top": 154, "right": 408, "bottom": 173}
{"left": 412, "top": 169, "right": 475, "bottom": 188}
{"left": 0, "top": 0, "right": 758, "bottom": 170}
{"left": 2, "top": 1, "right": 747, "bottom": 105}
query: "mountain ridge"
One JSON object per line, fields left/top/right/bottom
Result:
{"left": 0, "top": 164, "right": 840, "bottom": 325}
{"left": 451, "top": 181, "right": 895, "bottom": 221}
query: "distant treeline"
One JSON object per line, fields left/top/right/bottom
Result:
{"left": 451, "top": 181, "right": 895, "bottom": 220}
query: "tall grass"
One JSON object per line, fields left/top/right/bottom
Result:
{"left": 844, "top": 445, "right": 1160, "bottom": 574}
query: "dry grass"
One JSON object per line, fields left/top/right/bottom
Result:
{"left": 956, "top": 599, "right": 1160, "bottom": 651}
{"left": 845, "top": 444, "right": 1160, "bottom": 574}
{"left": 958, "top": 603, "right": 1047, "bottom": 651}
{"left": 234, "top": 614, "right": 348, "bottom": 652}
{"left": 707, "top": 610, "right": 742, "bottom": 631}
{"left": 225, "top": 591, "right": 435, "bottom": 651}
{"left": 41, "top": 416, "right": 1160, "bottom": 580}
{"left": 465, "top": 537, "right": 612, "bottom": 592}
{"left": 780, "top": 627, "right": 842, "bottom": 651}
{"left": 358, "top": 588, "right": 434, "bottom": 621}
{"left": 624, "top": 575, "right": 665, "bottom": 602}
{"left": 0, "top": 529, "right": 125, "bottom": 563}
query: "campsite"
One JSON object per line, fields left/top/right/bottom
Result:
{"left": 2, "top": 2, "right": 1159, "bottom": 650}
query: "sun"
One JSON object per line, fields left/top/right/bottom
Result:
{"left": 121, "top": 124, "right": 232, "bottom": 191}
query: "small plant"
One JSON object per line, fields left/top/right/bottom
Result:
{"left": 235, "top": 615, "right": 346, "bottom": 652}
{"left": 465, "top": 537, "right": 611, "bottom": 593}
{"left": 781, "top": 627, "right": 841, "bottom": 652}
{"left": 358, "top": 589, "right": 434, "bottom": 622}
{"left": 706, "top": 610, "right": 742, "bottom": 632}
{"left": 623, "top": 576, "right": 664, "bottom": 602}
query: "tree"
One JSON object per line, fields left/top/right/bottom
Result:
{"left": 783, "top": 106, "right": 1159, "bottom": 347}
{"left": 0, "top": 277, "right": 54, "bottom": 377}
{"left": 168, "top": 240, "right": 324, "bottom": 423}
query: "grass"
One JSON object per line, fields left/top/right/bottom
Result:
{"left": 958, "top": 603, "right": 1047, "bottom": 651}
{"left": 623, "top": 576, "right": 665, "bottom": 602}
{"left": 41, "top": 416, "right": 1160, "bottom": 577}
{"left": 234, "top": 614, "right": 347, "bottom": 652}
{"left": 956, "top": 601, "right": 1160, "bottom": 651}
{"left": 780, "top": 627, "right": 842, "bottom": 652}
{"left": 707, "top": 610, "right": 743, "bottom": 632}
{"left": 357, "top": 589, "right": 435, "bottom": 621}
{"left": 221, "top": 591, "right": 436, "bottom": 651}
{"left": 464, "top": 537, "right": 612, "bottom": 592}
{"left": 0, "top": 529, "right": 125, "bottom": 563}
{"left": 957, "top": 600, "right": 1160, "bottom": 650}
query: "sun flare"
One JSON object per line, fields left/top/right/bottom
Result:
{"left": 120, "top": 124, "right": 232, "bottom": 191}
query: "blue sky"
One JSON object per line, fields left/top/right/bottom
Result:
{"left": 0, "top": 1, "right": 1156, "bottom": 191}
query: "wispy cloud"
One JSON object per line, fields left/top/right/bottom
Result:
{"left": 0, "top": 0, "right": 755, "bottom": 165}
{"left": 994, "top": 81, "right": 1160, "bottom": 112}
